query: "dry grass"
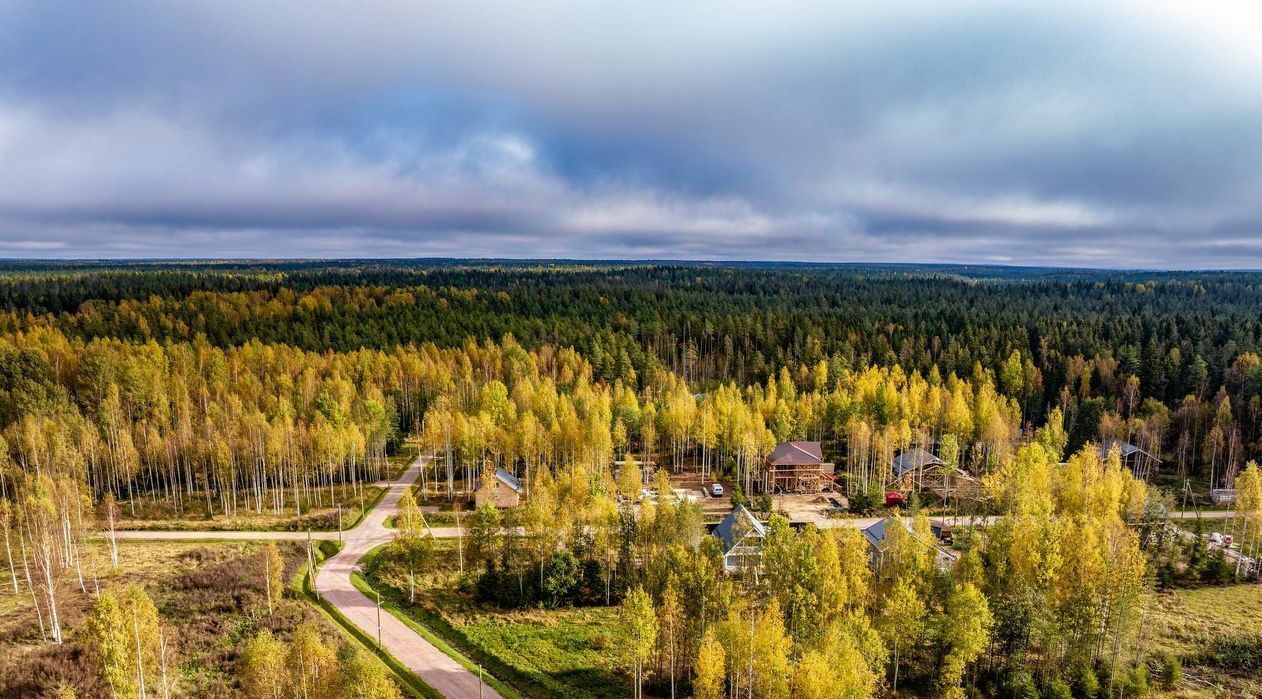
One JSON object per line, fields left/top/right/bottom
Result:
{"left": 0, "top": 539, "right": 333, "bottom": 698}
{"left": 109, "top": 485, "right": 383, "bottom": 532}
{"left": 1148, "top": 583, "right": 1262, "bottom": 698}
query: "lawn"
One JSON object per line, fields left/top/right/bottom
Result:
{"left": 362, "top": 541, "right": 634, "bottom": 699}
{"left": 1148, "top": 583, "right": 1262, "bottom": 698}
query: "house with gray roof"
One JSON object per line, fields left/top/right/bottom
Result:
{"left": 713, "top": 505, "right": 767, "bottom": 573}
{"left": 475, "top": 466, "right": 523, "bottom": 508}
{"left": 1098, "top": 438, "right": 1161, "bottom": 479}
{"left": 861, "top": 516, "right": 958, "bottom": 572}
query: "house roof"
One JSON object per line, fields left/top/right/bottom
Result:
{"left": 714, "top": 505, "right": 766, "bottom": 554}
{"left": 892, "top": 447, "right": 944, "bottom": 477}
{"left": 494, "top": 467, "right": 523, "bottom": 493}
{"left": 1098, "top": 439, "right": 1161, "bottom": 463}
{"left": 861, "top": 516, "right": 895, "bottom": 549}
{"left": 862, "top": 516, "right": 958, "bottom": 562}
{"left": 766, "top": 441, "right": 824, "bottom": 466}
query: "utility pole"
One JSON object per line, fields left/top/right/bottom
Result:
{"left": 337, "top": 505, "right": 343, "bottom": 541}
{"left": 479, "top": 665, "right": 484, "bottom": 699}
{"left": 376, "top": 592, "right": 382, "bottom": 646}
{"left": 307, "top": 530, "right": 318, "bottom": 601}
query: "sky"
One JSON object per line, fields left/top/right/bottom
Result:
{"left": 2, "top": 2, "right": 1262, "bottom": 267}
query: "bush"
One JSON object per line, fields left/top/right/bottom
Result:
{"left": 730, "top": 485, "right": 749, "bottom": 509}
{"left": 1070, "top": 659, "right": 1100, "bottom": 699}
{"left": 1201, "top": 548, "right": 1233, "bottom": 585}
{"left": 754, "top": 492, "right": 774, "bottom": 514}
{"left": 1042, "top": 678, "right": 1072, "bottom": 699}
{"left": 1006, "top": 670, "right": 1039, "bottom": 699}
{"left": 1118, "top": 664, "right": 1149, "bottom": 698}
{"left": 847, "top": 489, "right": 879, "bottom": 515}
{"left": 1158, "top": 653, "right": 1182, "bottom": 689}
{"left": 1194, "top": 633, "right": 1262, "bottom": 672}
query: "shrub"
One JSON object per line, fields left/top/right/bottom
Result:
{"left": 1118, "top": 664, "right": 1149, "bottom": 698}
{"left": 847, "top": 490, "right": 879, "bottom": 515}
{"left": 754, "top": 493, "right": 774, "bottom": 514}
{"left": 1041, "top": 678, "right": 1072, "bottom": 699}
{"left": 1158, "top": 653, "right": 1182, "bottom": 689}
{"left": 1070, "top": 659, "right": 1100, "bottom": 699}
{"left": 1194, "top": 633, "right": 1262, "bottom": 672}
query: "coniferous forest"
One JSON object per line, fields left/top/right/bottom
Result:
{"left": 1, "top": 260, "right": 1260, "bottom": 699}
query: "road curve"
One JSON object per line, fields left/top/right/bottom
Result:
{"left": 315, "top": 455, "right": 504, "bottom": 699}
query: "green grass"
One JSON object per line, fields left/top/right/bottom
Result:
{"left": 352, "top": 546, "right": 524, "bottom": 699}
{"left": 358, "top": 544, "right": 631, "bottom": 699}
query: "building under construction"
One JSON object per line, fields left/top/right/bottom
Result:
{"left": 763, "top": 441, "right": 835, "bottom": 493}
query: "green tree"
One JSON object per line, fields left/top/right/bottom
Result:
{"left": 938, "top": 583, "right": 992, "bottom": 698}
{"left": 468, "top": 503, "right": 502, "bottom": 568}
{"left": 289, "top": 621, "right": 339, "bottom": 699}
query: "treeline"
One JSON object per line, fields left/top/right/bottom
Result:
{"left": 0, "top": 329, "right": 409, "bottom": 517}
{"left": 3, "top": 262, "right": 1262, "bottom": 484}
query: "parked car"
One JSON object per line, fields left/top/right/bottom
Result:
{"left": 1209, "top": 532, "right": 1224, "bottom": 546}
{"left": 1223, "top": 534, "right": 1234, "bottom": 548}
{"left": 711, "top": 482, "right": 725, "bottom": 497}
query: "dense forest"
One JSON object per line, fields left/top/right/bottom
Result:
{"left": 3, "top": 261, "right": 1262, "bottom": 486}
{"left": 1, "top": 260, "right": 1261, "bottom": 699}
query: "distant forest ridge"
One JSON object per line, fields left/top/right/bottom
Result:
{"left": 0, "top": 260, "right": 1257, "bottom": 486}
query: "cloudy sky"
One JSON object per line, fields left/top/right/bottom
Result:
{"left": 2, "top": 1, "right": 1262, "bottom": 267}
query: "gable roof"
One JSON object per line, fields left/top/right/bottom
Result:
{"left": 862, "top": 516, "right": 959, "bottom": 563}
{"left": 1098, "top": 439, "right": 1161, "bottom": 463}
{"left": 713, "top": 505, "right": 766, "bottom": 553}
{"left": 494, "top": 467, "right": 523, "bottom": 493}
{"left": 766, "top": 441, "right": 824, "bottom": 466}
{"left": 892, "top": 447, "right": 944, "bottom": 477}
{"left": 861, "top": 516, "right": 896, "bottom": 549}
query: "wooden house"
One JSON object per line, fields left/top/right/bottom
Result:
{"left": 763, "top": 441, "right": 835, "bottom": 493}
{"left": 475, "top": 467, "right": 523, "bottom": 509}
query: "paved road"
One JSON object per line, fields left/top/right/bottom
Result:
{"left": 111, "top": 508, "right": 1234, "bottom": 542}
{"left": 315, "top": 456, "right": 503, "bottom": 699}
{"left": 110, "top": 459, "right": 501, "bottom": 698}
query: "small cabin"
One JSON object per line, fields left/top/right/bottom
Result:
{"left": 475, "top": 467, "right": 523, "bottom": 509}
{"left": 713, "top": 505, "right": 767, "bottom": 573}
{"left": 1098, "top": 439, "right": 1161, "bottom": 480}
{"left": 861, "top": 516, "right": 958, "bottom": 572}
{"left": 892, "top": 447, "right": 945, "bottom": 488}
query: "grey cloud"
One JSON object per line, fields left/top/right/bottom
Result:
{"left": 0, "top": 1, "right": 1260, "bottom": 266}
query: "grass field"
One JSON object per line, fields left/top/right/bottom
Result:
{"left": 361, "top": 541, "right": 633, "bottom": 699}
{"left": 1148, "top": 583, "right": 1262, "bottom": 698}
